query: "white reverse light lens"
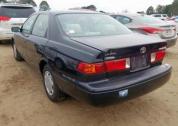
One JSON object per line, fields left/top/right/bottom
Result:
{"left": 126, "top": 58, "right": 130, "bottom": 69}
{"left": 151, "top": 52, "right": 156, "bottom": 63}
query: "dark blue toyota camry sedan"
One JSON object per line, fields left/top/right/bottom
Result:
{"left": 11, "top": 10, "right": 172, "bottom": 105}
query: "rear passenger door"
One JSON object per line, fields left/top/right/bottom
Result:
{"left": 16, "top": 14, "right": 38, "bottom": 59}
{"left": 25, "top": 14, "right": 49, "bottom": 69}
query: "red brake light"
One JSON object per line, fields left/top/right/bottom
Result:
{"left": 140, "top": 27, "right": 163, "bottom": 34}
{"left": 0, "top": 16, "right": 10, "bottom": 22}
{"left": 151, "top": 50, "right": 166, "bottom": 63}
{"left": 77, "top": 62, "right": 105, "bottom": 75}
{"left": 77, "top": 58, "right": 130, "bottom": 75}
{"left": 105, "top": 58, "right": 130, "bottom": 72}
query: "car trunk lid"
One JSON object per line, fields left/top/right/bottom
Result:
{"left": 71, "top": 33, "right": 165, "bottom": 52}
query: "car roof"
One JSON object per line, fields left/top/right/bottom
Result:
{"left": 152, "top": 14, "right": 167, "bottom": 16}
{"left": 111, "top": 13, "right": 148, "bottom": 18}
{"left": 35, "top": 10, "right": 101, "bottom": 16}
{"left": 0, "top": 3, "right": 33, "bottom": 8}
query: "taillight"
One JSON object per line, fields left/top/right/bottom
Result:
{"left": 140, "top": 27, "right": 163, "bottom": 34}
{"left": 151, "top": 50, "right": 166, "bottom": 63}
{"left": 105, "top": 58, "right": 130, "bottom": 72}
{"left": 77, "top": 58, "right": 130, "bottom": 75}
{"left": 0, "top": 16, "right": 10, "bottom": 22}
{"left": 77, "top": 62, "right": 105, "bottom": 75}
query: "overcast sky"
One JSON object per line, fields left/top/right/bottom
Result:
{"left": 34, "top": 0, "right": 173, "bottom": 13}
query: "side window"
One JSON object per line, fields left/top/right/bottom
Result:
{"left": 22, "top": 15, "right": 37, "bottom": 34}
{"left": 116, "top": 16, "right": 132, "bottom": 24}
{"left": 32, "top": 14, "right": 48, "bottom": 37}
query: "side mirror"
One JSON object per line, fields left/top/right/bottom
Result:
{"left": 11, "top": 27, "right": 21, "bottom": 32}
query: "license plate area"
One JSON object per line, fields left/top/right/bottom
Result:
{"left": 130, "top": 54, "right": 149, "bottom": 72}
{"left": 162, "top": 27, "right": 175, "bottom": 38}
{"left": 164, "top": 30, "right": 174, "bottom": 37}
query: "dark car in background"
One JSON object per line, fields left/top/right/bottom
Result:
{"left": 11, "top": 11, "right": 171, "bottom": 105}
{"left": 111, "top": 14, "right": 177, "bottom": 47}
{"left": 0, "top": 3, "right": 35, "bottom": 42}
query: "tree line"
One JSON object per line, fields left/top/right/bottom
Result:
{"left": 146, "top": 0, "right": 178, "bottom": 16}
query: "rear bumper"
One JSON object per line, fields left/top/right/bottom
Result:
{"left": 0, "top": 32, "right": 13, "bottom": 41}
{"left": 165, "top": 36, "right": 177, "bottom": 48}
{"left": 55, "top": 64, "right": 172, "bottom": 105}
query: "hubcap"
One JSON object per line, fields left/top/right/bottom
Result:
{"left": 13, "top": 44, "right": 17, "bottom": 58}
{"left": 44, "top": 71, "right": 54, "bottom": 96}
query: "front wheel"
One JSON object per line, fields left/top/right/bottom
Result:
{"left": 12, "top": 43, "right": 23, "bottom": 61}
{"left": 43, "top": 65, "right": 66, "bottom": 102}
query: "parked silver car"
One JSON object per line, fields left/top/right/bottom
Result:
{"left": 151, "top": 14, "right": 169, "bottom": 21}
{"left": 111, "top": 14, "right": 177, "bottom": 47}
{"left": 169, "top": 16, "right": 178, "bottom": 34}
{"left": 0, "top": 3, "right": 35, "bottom": 42}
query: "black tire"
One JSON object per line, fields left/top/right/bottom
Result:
{"left": 42, "top": 65, "right": 66, "bottom": 102}
{"left": 12, "top": 43, "right": 23, "bottom": 61}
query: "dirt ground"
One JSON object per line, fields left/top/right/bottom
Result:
{"left": 0, "top": 42, "right": 178, "bottom": 126}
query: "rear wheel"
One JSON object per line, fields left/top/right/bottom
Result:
{"left": 12, "top": 43, "right": 23, "bottom": 61}
{"left": 43, "top": 65, "right": 66, "bottom": 102}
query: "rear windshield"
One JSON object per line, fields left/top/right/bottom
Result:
{"left": 153, "top": 15, "right": 161, "bottom": 17}
{"left": 163, "top": 15, "right": 168, "bottom": 17}
{"left": 135, "top": 15, "right": 164, "bottom": 24}
{"left": 57, "top": 14, "right": 132, "bottom": 37}
{"left": 0, "top": 7, "right": 35, "bottom": 18}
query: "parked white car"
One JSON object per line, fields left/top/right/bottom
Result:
{"left": 151, "top": 14, "right": 169, "bottom": 21}
{"left": 0, "top": 3, "right": 35, "bottom": 42}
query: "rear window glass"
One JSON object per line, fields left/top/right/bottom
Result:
{"left": 57, "top": 14, "right": 132, "bottom": 37}
{"left": 0, "top": 7, "right": 35, "bottom": 18}
{"left": 115, "top": 16, "right": 132, "bottom": 24}
{"left": 153, "top": 15, "right": 161, "bottom": 17}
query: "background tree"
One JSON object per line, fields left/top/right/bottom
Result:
{"left": 82, "top": 5, "right": 97, "bottom": 11}
{"left": 171, "top": 0, "right": 178, "bottom": 15}
{"left": 39, "top": 1, "right": 50, "bottom": 11}
{"left": 156, "top": 5, "right": 165, "bottom": 14}
{"left": 173, "top": 0, "right": 178, "bottom": 3}
{"left": 0, "top": 0, "right": 7, "bottom": 2}
{"left": 152, "top": 0, "right": 178, "bottom": 16}
{"left": 163, "top": 5, "right": 172, "bottom": 16}
{"left": 146, "top": 6, "right": 154, "bottom": 15}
